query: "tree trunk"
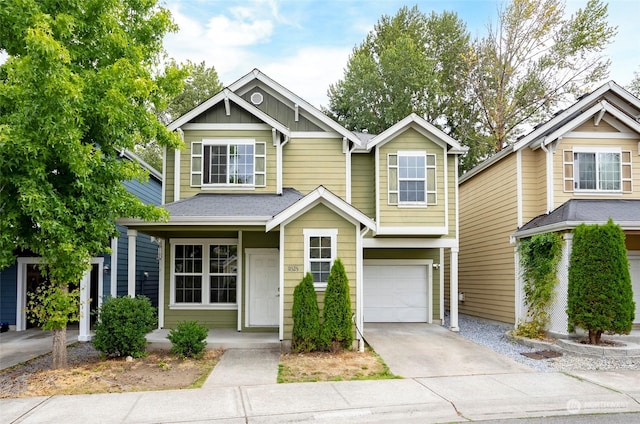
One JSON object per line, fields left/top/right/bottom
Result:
{"left": 52, "top": 327, "right": 67, "bottom": 369}
{"left": 588, "top": 329, "right": 603, "bottom": 345}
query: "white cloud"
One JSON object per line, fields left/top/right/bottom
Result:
{"left": 259, "top": 46, "right": 352, "bottom": 108}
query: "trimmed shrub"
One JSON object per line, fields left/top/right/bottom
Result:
{"left": 515, "top": 232, "right": 563, "bottom": 338}
{"left": 167, "top": 321, "right": 208, "bottom": 358}
{"left": 93, "top": 296, "right": 157, "bottom": 358}
{"left": 567, "top": 219, "right": 635, "bottom": 344}
{"left": 319, "top": 258, "right": 353, "bottom": 352}
{"left": 291, "top": 273, "right": 320, "bottom": 352}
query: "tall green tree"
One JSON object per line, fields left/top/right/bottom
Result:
{"left": 567, "top": 220, "right": 635, "bottom": 344}
{"left": 467, "top": 0, "right": 617, "bottom": 152}
{"left": 0, "top": 0, "right": 185, "bottom": 368}
{"left": 326, "top": 6, "right": 482, "bottom": 171}
{"left": 137, "top": 61, "right": 223, "bottom": 171}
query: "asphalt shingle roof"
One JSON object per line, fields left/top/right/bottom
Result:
{"left": 517, "top": 199, "right": 640, "bottom": 234}
{"left": 164, "top": 188, "right": 304, "bottom": 218}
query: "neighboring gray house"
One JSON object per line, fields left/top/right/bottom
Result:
{"left": 0, "top": 151, "right": 162, "bottom": 341}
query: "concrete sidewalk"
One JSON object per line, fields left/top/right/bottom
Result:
{"left": 2, "top": 370, "right": 639, "bottom": 423}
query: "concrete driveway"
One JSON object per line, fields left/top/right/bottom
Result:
{"left": 364, "top": 323, "right": 533, "bottom": 378}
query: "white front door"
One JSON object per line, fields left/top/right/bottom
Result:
{"left": 247, "top": 249, "right": 279, "bottom": 327}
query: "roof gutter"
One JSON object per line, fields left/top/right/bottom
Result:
{"left": 513, "top": 220, "right": 640, "bottom": 240}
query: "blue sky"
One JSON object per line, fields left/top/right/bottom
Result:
{"left": 164, "top": 0, "right": 640, "bottom": 108}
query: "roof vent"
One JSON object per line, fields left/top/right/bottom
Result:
{"left": 250, "top": 92, "right": 264, "bottom": 105}
{"left": 362, "top": 128, "right": 368, "bottom": 134}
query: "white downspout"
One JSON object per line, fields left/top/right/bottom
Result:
{"left": 356, "top": 226, "right": 369, "bottom": 352}
{"left": 540, "top": 143, "right": 554, "bottom": 213}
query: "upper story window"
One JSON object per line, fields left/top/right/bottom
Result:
{"left": 303, "top": 229, "right": 337, "bottom": 289}
{"left": 191, "top": 140, "right": 266, "bottom": 188}
{"left": 563, "top": 147, "right": 632, "bottom": 193}
{"left": 388, "top": 152, "right": 437, "bottom": 206}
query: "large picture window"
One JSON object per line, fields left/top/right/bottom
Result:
{"left": 303, "top": 229, "right": 337, "bottom": 288}
{"left": 171, "top": 240, "right": 238, "bottom": 307}
{"left": 388, "top": 152, "right": 436, "bottom": 205}
{"left": 190, "top": 140, "right": 266, "bottom": 188}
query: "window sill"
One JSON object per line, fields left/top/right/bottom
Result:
{"left": 571, "top": 190, "right": 624, "bottom": 196}
{"left": 313, "top": 283, "right": 328, "bottom": 292}
{"left": 169, "top": 304, "right": 238, "bottom": 310}
{"left": 396, "top": 203, "right": 429, "bottom": 208}
{"left": 200, "top": 185, "right": 257, "bottom": 191}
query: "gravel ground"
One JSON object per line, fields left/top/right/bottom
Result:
{"left": 445, "top": 314, "right": 640, "bottom": 372}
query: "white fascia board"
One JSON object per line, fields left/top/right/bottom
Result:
{"left": 513, "top": 81, "right": 639, "bottom": 151}
{"left": 228, "top": 69, "right": 362, "bottom": 146}
{"left": 459, "top": 144, "right": 514, "bottom": 184}
{"left": 374, "top": 226, "right": 448, "bottom": 236}
{"left": 117, "top": 216, "right": 271, "bottom": 226}
{"left": 167, "top": 88, "right": 290, "bottom": 136}
{"left": 290, "top": 131, "right": 342, "bottom": 139}
{"left": 363, "top": 237, "right": 458, "bottom": 249}
{"left": 118, "top": 149, "right": 162, "bottom": 181}
{"left": 181, "top": 123, "right": 271, "bottom": 131}
{"left": 533, "top": 102, "right": 606, "bottom": 149}
{"left": 266, "top": 186, "right": 376, "bottom": 232}
{"left": 514, "top": 220, "right": 640, "bottom": 239}
{"left": 367, "top": 113, "right": 468, "bottom": 153}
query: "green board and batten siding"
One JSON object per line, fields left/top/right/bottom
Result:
{"left": 281, "top": 204, "right": 358, "bottom": 341}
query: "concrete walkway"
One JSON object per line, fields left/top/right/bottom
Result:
{"left": 2, "top": 370, "right": 639, "bottom": 423}
{"left": 0, "top": 328, "right": 79, "bottom": 370}
{"left": 204, "top": 348, "right": 281, "bottom": 387}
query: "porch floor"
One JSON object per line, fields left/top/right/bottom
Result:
{"left": 146, "top": 328, "right": 280, "bottom": 350}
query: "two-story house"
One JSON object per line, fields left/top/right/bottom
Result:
{"left": 119, "top": 69, "right": 467, "bottom": 349}
{"left": 0, "top": 150, "right": 163, "bottom": 341}
{"left": 458, "top": 81, "right": 640, "bottom": 334}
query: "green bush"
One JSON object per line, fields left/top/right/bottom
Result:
{"left": 319, "top": 258, "right": 353, "bottom": 352}
{"left": 167, "top": 320, "right": 209, "bottom": 358}
{"left": 93, "top": 296, "right": 157, "bottom": 358}
{"left": 567, "top": 220, "right": 635, "bottom": 344}
{"left": 291, "top": 273, "right": 320, "bottom": 352}
{"left": 515, "top": 232, "right": 563, "bottom": 338}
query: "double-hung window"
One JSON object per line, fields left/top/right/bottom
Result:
{"left": 388, "top": 151, "right": 437, "bottom": 205}
{"left": 564, "top": 147, "right": 632, "bottom": 193}
{"left": 303, "top": 229, "right": 337, "bottom": 288}
{"left": 190, "top": 140, "right": 266, "bottom": 188}
{"left": 171, "top": 240, "right": 238, "bottom": 307}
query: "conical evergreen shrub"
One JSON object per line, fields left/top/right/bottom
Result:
{"left": 567, "top": 219, "right": 635, "bottom": 344}
{"left": 291, "top": 273, "right": 320, "bottom": 352}
{"left": 319, "top": 258, "right": 353, "bottom": 351}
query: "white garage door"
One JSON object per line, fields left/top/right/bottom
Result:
{"left": 630, "top": 254, "right": 640, "bottom": 324}
{"left": 364, "top": 264, "right": 429, "bottom": 322}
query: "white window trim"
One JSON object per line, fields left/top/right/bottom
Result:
{"left": 303, "top": 229, "right": 338, "bottom": 290}
{"left": 169, "top": 238, "right": 239, "bottom": 310}
{"left": 388, "top": 151, "right": 436, "bottom": 207}
{"left": 190, "top": 139, "right": 266, "bottom": 189}
{"left": 572, "top": 146, "right": 623, "bottom": 193}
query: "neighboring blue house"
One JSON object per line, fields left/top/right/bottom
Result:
{"left": 0, "top": 150, "right": 162, "bottom": 341}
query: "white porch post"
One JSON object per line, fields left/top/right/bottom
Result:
{"left": 127, "top": 229, "right": 137, "bottom": 297}
{"left": 110, "top": 237, "right": 118, "bottom": 298}
{"left": 158, "top": 239, "right": 165, "bottom": 329}
{"left": 78, "top": 271, "right": 91, "bottom": 341}
{"left": 449, "top": 247, "right": 459, "bottom": 332}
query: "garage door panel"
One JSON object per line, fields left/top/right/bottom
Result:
{"left": 364, "top": 265, "right": 429, "bottom": 323}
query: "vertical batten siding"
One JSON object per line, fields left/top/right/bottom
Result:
{"left": 178, "top": 130, "right": 277, "bottom": 199}
{"left": 0, "top": 265, "right": 18, "bottom": 324}
{"left": 282, "top": 138, "right": 346, "bottom": 197}
{"left": 552, "top": 137, "right": 640, "bottom": 208}
{"left": 378, "top": 128, "right": 446, "bottom": 227}
{"left": 459, "top": 153, "right": 518, "bottom": 323}
{"left": 281, "top": 204, "right": 357, "bottom": 341}
{"left": 351, "top": 152, "right": 375, "bottom": 217}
